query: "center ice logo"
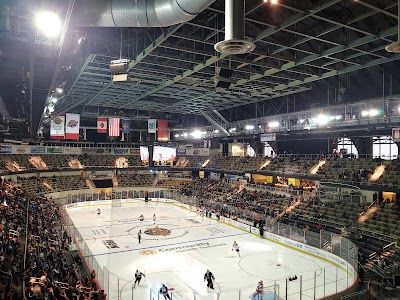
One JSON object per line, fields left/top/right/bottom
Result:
{"left": 144, "top": 226, "right": 171, "bottom": 236}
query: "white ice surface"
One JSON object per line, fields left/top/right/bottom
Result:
{"left": 65, "top": 200, "right": 354, "bottom": 300}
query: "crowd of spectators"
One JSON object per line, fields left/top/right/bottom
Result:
{"left": 178, "top": 179, "right": 293, "bottom": 221}
{"left": 0, "top": 178, "right": 106, "bottom": 300}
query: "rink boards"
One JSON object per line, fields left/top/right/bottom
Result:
{"left": 66, "top": 199, "right": 356, "bottom": 299}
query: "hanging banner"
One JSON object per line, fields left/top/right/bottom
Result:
{"left": 392, "top": 128, "right": 400, "bottom": 142}
{"left": 97, "top": 117, "right": 108, "bottom": 133}
{"left": 47, "top": 147, "right": 63, "bottom": 154}
{"left": 50, "top": 115, "right": 65, "bottom": 139}
{"left": 30, "top": 146, "right": 45, "bottom": 154}
{"left": 148, "top": 119, "right": 157, "bottom": 133}
{"left": 121, "top": 119, "right": 130, "bottom": 134}
{"left": 108, "top": 117, "right": 120, "bottom": 137}
{"left": 12, "top": 145, "right": 29, "bottom": 154}
{"left": 63, "top": 147, "right": 82, "bottom": 155}
{"left": 113, "top": 148, "right": 128, "bottom": 155}
{"left": 157, "top": 119, "right": 169, "bottom": 141}
{"left": 65, "top": 113, "right": 80, "bottom": 140}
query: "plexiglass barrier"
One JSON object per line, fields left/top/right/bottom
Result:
{"left": 60, "top": 190, "right": 358, "bottom": 300}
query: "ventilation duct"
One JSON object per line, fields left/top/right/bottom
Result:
{"left": 385, "top": 0, "right": 400, "bottom": 53}
{"left": 214, "top": 0, "right": 255, "bottom": 55}
{"left": 73, "top": 0, "right": 215, "bottom": 27}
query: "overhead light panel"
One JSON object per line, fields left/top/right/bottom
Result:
{"left": 245, "top": 125, "right": 254, "bottom": 130}
{"left": 268, "top": 121, "right": 279, "bottom": 128}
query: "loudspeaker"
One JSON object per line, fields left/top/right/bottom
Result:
{"left": 215, "top": 67, "right": 233, "bottom": 89}
{"left": 215, "top": 80, "right": 231, "bottom": 89}
{"left": 110, "top": 63, "right": 128, "bottom": 74}
{"left": 216, "top": 67, "right": 233, "bottom": 78}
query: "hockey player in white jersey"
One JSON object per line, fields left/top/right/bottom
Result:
{"left": 232, "top": 241, "right": 240, "bottom": 257}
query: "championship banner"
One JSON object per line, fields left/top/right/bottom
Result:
{"left": 65, "top": 113, "right": 80, "bottom": 140}
{"left": 393, "top": 128, "right": 400, "bottom": 142}
{"left": 148, "top": 119, "right": 156, "bottom": 133}
{"left": 50, "top": 115, "right": 65, "bottom": 139}
{"left": 121, "top": 119, "right": 130, "bottom": 134}
{"left": 97, "top": 117, "right": 108, "bottom": 133}
{"left": 157, "top": 119, "right": 169, "bottom": 141}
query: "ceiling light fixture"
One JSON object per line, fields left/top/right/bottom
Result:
{"left": 35, "top": 11, "right": 62, "bottom": 38}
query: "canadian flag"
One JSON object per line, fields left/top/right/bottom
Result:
{"left": 97, "top": 117, "right": 107, "bottom": 133}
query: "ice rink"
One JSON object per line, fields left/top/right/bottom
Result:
{"left": 65, "top": 200, "right": 355, "bottom": 300}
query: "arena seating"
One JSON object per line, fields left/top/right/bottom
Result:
{"left": 2, "top": 168, "right": 399, "bottom": 299}
{"left": 0, "top": 179, "right": 105, "bottom": 299}
{"left": 117, "top": 173, "right": 156, "bottom": 187}
{"left": 16, "top": 176, "right": 89, "bottom": 195}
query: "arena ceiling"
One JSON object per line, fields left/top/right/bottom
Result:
{"left": 1, "top": 0, "right": 400, "bottom": 138}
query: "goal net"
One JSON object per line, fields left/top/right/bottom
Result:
{"left": 111, "top": 199, "right": 122, "bottom": 207}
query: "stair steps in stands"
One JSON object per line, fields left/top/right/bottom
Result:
{"left": 85, "top": 178, "right": 96, "bottom": 189}
{"left": 43, "top": 181, "right": 53, "bottom": 191}
{"left": 112, "top": 176, "right": 118, "bottom": 187}
{"left": 358, "top": 204, "right": 378, "bottom": 223}
{"left": 28, "top": 156, "right": 48, "bottom": 170}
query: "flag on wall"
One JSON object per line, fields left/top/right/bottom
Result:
{"left": 50, "top": 115, "right": 65, "bottom": 139}
{"left": 157, "top": 119, "right": 169, "bottom": 141}
{"left": 148, "top": 119, "right": 156, "bottom": 133}
{"left": 108, "top": 117, "right": 120, "bottom": 137}
{"left": 97, "top": 117, "right": 108, "bottom": 133}
{"left": 121, "top": 119, "right": 130, "bottom": 134}
{"left": 65, "top": 113, "right": 80, "bottom": 140}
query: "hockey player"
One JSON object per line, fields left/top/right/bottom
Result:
{"left": 138, "top": 230, "right": 142, "bottom": 244}
{"left": 159, "top": 284, "right": 171, "bottom": 300}
{"left": 232, "top": 241, "right": 240, "bottom": 257}
{"left": 204, "top": 269, "right": 215, "bottom": 289}
{"left": 253, "top": 280, "right": 264, "bottom": 300}
{"left": 133, "top": 270, "right": 145, "bottom": 287}
{"left": 139, "top": 214, "right": 145, "bottom": 221}
{"left": 97, "top": 208, "right": 101, "bottom": 218}
{"left": 153, "top": 213, "right": 156, "bottom": 224}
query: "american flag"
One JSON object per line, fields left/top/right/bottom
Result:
{"left": 108, "top": 117, "right": 120, "bottom": 137}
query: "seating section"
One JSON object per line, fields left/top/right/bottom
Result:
{"left": 206, "top": 156, "right": 238, "bottom": 170}
{"left": 175, "top": 156, "right": 209, "bottom": 168}
{"left": 321, "top": 157, "right": 381, "bottom": 184}
{"left": 158, "top": 179, "right": 189, "bottom": 189}
{"left": 268, "top": 155, "right": 320, "bottom": 174}
{"left": 1, "top": 153, "right": 400, "bottom": 187}
{"left": 17, "top": 176, "right": 89, "bottom": 195}
{"left": 117, "top": 173, "right": 156, "bottom": 187}
{"left": 235, "top": 156, "right": 266, "bottom": 171}
{"left": 0, "top": 179, "right": 104, "bottom": 300}
{"left": 1, "top": 154, "right": 32, "bottom": 171}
